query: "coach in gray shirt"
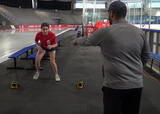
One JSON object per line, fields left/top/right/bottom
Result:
{"left": 73, "top": 1, "right": 150, "bottom": 114}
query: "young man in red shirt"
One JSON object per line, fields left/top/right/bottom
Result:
{"left": 33, "top": 22, "right": 60, "bottom": 81}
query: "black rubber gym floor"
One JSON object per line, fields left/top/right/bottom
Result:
{"left": 0, "top": 30, "right": 160, "bottom": 114}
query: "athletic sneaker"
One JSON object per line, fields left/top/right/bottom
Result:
{"left": 55, "top": 74, "right": 60, "bottom": 81}
{"left": 33, "top": 72, "right": 39, "bottom": 80}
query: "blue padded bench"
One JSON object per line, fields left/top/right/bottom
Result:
{"left": 28, "top": 51, "right": 37, "bottom": 65}
{"left": 7, "top": 44, "right": 37, "bottom": 69}
{"left": 26, "top": 51, "right": 38, "bottom": 70}
{"left": 150, "top": 52, "right": 160, "bottom": 71}
{"left": 28, "top": 51, "right": 37, "bottom": 59}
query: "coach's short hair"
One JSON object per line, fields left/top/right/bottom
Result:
{"left": 108, "top": 1, "right": 127, "bottom": 19}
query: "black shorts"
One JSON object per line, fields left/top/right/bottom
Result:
{"left": 41, "top": 46, "right": 57, "bottom": 52}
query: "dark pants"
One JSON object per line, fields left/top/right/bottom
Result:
{"left": 102, "top": 87, "right": 142, "bottom": 114}
{"left": 77, "top": 31, "right": 81, "bottom": 37}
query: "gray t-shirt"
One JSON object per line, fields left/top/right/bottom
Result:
{"left": 76, "top": 20, "right": 150, "bottom": 89}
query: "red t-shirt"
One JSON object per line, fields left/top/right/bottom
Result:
{"left": 35, "top": 31, "right": 57, "bottom": 49}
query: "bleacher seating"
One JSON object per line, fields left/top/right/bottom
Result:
{"left": 0, "top": 5, "right": 83, "bottom": 25}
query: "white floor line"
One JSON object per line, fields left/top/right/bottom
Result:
{"left": 0, "top": 51, "right": 16, "bottom": 63}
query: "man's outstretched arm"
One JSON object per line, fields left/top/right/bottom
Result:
{"left": 72, "top": 28, "right": 105, "bottom": 46}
